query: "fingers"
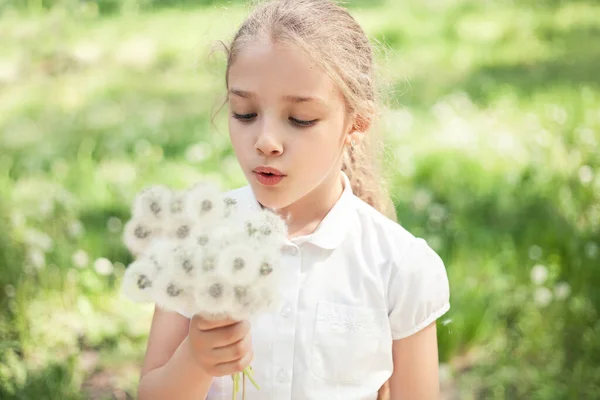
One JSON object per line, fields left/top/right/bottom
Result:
{"left": 201, "top": 320, "right": 250, "bottom": 348}
{"left": 212, "top": 348, "right": 254, "bottom": 377}
{"left": 193, "top": 315, "right": 238, "bottom": 331}
{"left": 209, "top": 332, "right": 252, "bottom": 364}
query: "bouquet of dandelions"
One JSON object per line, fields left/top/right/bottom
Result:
{"left": 120, "top": 183, "right": 288, "bottom": 399}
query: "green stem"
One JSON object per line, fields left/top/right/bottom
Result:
{"left": 242, "top": 367, "right": 260, "bottom": 390}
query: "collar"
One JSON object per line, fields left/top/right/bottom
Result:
{"left": 241, "top": 171, "right": 355, "bottom": 250}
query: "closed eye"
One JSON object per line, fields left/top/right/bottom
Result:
{"left": 232, "top": 113, "right": 257, "bottom": 122}
{"left": 290, "top": 117, "right": 318, "bottom": 128}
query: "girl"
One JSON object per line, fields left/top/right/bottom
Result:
{"left": 137, "top": 0, "right": 450, "bottom": 399}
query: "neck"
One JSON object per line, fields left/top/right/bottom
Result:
{"left": 275, "top": 170, "right": 344, "bottom": 239}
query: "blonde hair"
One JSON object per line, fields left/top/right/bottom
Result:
{"left": 222, "top": 0, "right": 396, "bottom": 222}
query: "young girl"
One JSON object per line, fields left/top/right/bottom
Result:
{"left": 137, "top": 0, "right": 450, "bottom": 399}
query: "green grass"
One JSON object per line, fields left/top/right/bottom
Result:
{"left": 1, "top": 0, "right": 599, "bottom": 399}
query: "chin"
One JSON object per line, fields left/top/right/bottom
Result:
{"left": 251, "top": 185, "right": 293, "bottom": 210}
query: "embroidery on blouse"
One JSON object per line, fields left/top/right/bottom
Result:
{"left": 316, "top": 302, "right": 383, "bottom": 335}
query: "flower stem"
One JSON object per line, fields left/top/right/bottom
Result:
{"left": 242, "top": 366, "right": 260, "bottom": 390}
{"left": 242, "top": 373, "right": 246, "bottom": 400}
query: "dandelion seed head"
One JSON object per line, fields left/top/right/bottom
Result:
{"left": 121, "top": 258, "right": 159, "bottom": 303}
{"left": 124, "top": 220, "right": 159, "bottom": 256}
{"left": 202, "top": 255, "right": 217, "bottom": 272}
{"left": 186, "top": 183, "right": 223, "bottom": 226}
{"left": 198, "top": 234, "right": 209, "bottom": 246}
{"left": 169, "top": 191, "right": 186, "bottom": 215}
{"left": 171, "top": 244, "right": 198, "bottom": 277}
{"left": 134, "top": 224, "right": 151, "bottom": 239}
{"left": 137, "top": 274, "right": 152, "bottom": 290}
{"left": 194, "top": 276, "right": 234, "bottom": 316}
{"left": 233, "top": 258, "right": 245, "bottom": 270}
{"left": 168, "top": 219, "right": 192, "bottom": 240}
{"left": 133, "top": 185, "right": 172, "bottom": 224}
{"left": 153, "top": 267, "right": 195, "bottom": 314}
{"left": 141, "top": 239, "right": 176, "bottom": 269}
{"left": 167, "top": 282, "right": 183, "bottom": 297}
{"left": 260, "top": 261, "right": 273, "bottom": 276}
{"left": 223, "top": 197, "right": 238, "bottom": 218}
{"left": 209, "top": 283, "right": 223, "bottom": 298}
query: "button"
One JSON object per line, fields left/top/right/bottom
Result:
{"left": 277, "top": 368, "right": 287, "bottom": 382}
{"left": 280, "top": 303, "right": 292, "bottom": 318}
{"left": 281, "top": 245, "right": 299, "bottom": 256}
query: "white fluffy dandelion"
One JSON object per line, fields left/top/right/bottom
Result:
{"left": 121, "top": 258, "right": 160, "bottom": 302}
{"left": 121, "top": 180, "right": 289, "bottom": 399}
{"left": 169, "top": 242, "right": 201, "bottom": 280}
{"left": 223, "top": 196, "right": 238, "bottom": 219}
{"left": 218, "top": 243, "right": 260, "bottom": 286}
{"left": 132, "top": 185, "right": 172, "bottom": 226}
{"left": 168, "top": 218, "right": 194, "bottom": 241}
{"left": 186, "top": 183, "right": 224, "bottom": 227}
{"left": 194, "top": 275, "right": 235, "bottom": 318}
{"left": 169, "top": 190, "right": 187, "bottom": 217}
{"left": 123, "top": 219, "right": 161, "bottom": 256}
{"left": 243, "top": 210, "right": 288, "bottom": 248}
{"left": 153, "top": 267, "right": 196, "bottom": 316}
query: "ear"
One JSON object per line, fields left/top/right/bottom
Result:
{"left": 345, "top": 114, "right": 370, "bottom": 146}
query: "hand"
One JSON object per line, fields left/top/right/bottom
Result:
{"left": 188, "top": 315, "right": 254, "bottom": 377}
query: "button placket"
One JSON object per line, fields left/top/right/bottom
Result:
{"left": 271, "top": 246, "right": 301, "bottom": 395}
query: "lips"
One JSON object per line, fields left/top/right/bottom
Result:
{"left": 253, "top": 166, "right": 285, "bottom": 176}
{"left": 253, "top": 166, "right": 286, "bottom": 186}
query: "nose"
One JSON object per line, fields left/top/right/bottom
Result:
{"left": 255, "top": 123, "right": 283, "bottom": 157}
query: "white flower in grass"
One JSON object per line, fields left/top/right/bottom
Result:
{"left": 554, "top": 282, "right": 571, "bottom": 300}
{"left": 94, "top": 258, "right": 114, "bottom": 275}
{"left": 132, "top": 185, "right": 172, "bottom": 226}
{"left": 153, "top": 267, "right": 196, "bottom": 315}
{"left": 185, "top": 183, "right": 224, "bottom": 227}
{"left": 534, "top": 287, "right": 552, "bottom": 308}
{"left": 72, "top": 250, "right": 89, "bottom": 268}
{"left": 530, "top": 264, "right": 548, "bottom": 286}
{"left": 121, "top": 258, "right": 160, "bottom": 302}
{"left": 123, "top": 219, "right": 161, "bottom": 257}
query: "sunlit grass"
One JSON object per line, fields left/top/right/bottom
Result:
{"left": 1, "top": 0, "right": 599, "bottom": 398}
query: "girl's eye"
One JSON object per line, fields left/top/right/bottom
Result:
{"left": 232, "top": 113, "right": 257, "bottom": 122}
{"left": 290, "top": 117, "right": 318, "bottom": 128}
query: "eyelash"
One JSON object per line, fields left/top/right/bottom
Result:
{"left": 232, "top": 113, "right": 318, "bottom": 128}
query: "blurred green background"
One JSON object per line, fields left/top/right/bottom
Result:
{"left": 1, "top": 0, "right": 599, "bottom": 399}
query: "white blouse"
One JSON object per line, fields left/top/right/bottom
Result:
{"left": 180, "top": 172, "right": 450, "bottom": 400}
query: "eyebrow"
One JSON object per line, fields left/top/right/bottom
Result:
{"left": 228, "top": 89, "right": 328, "bottom": 107}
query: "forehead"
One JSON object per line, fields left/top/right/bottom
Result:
{"left": 228, "top": 39, "right": 344, "bottom": 105}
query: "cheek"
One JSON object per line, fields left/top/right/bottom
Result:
{"left": 228, "top": 123, "right": 250, "bottom": 160}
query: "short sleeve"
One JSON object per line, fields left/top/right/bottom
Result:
{"left": 387, "top": 237, "right": 450, "bottom": 340}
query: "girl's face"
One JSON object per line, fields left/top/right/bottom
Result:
{"left": 227, "top": 39, "right": 352, "bottom": 210}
